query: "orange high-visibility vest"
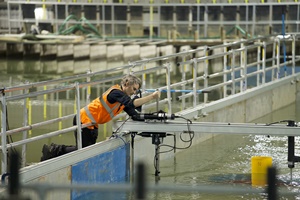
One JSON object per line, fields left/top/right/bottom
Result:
{"left": 80, "top": 84, "right": 125, "bottom": 129}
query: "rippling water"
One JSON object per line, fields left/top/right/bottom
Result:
{"left": 144, "top": 102, "right": 300, "bottom": 200}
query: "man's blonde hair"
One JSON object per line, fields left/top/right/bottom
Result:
{"left": 121, "top": 74, "right": 141, "bottom": 88}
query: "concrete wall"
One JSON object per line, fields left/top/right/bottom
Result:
{"left": 213, "top": 77, "right": 297, "bottom": 123}
{"left": 133, "top": 74, "right": 300, "bottom": 166}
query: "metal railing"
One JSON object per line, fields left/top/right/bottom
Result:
{"left": 2, "top": 1, "right": 300, "bottom": 39}
{"left": 0, "top": 34, "right": 300, "bottom": 176}
{"left": 1, "top": 154, "right": 297, "bottom": 200}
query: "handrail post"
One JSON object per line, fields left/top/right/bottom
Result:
{"left": 272, "top": 38, "right": 276, "bottom": 80}
{"left": 276, "top": 38, "right": 281, "bottom": 79}
{"left": 0, "top": 90, "right": 7, "bottom": 174}
{"left": 267, "top": 166, "right": 277, "bottom": 200}
{"left": 262, "top": 41, "right": 266, "bottom": 84}
{"left": 7, "top": 2, "right": 11, "bottom": 34}
{"left": 257, "top": 39, "right": 261, "bottom": 86}
{"left": 292, "top": 34, "right": 296, "bottom": 75}
{"left": 86, "top": 70, "right": 91, "bottom": 105}
{"left": 164, "top": 63, "right": 172, "bottom": 114}
{"left": 21, "top": 87, "right": 29, "bottom": 168}
{"left": 243, "top": 45, "right": 248, "bottom": 91}
{"left": 203, "top": 47, "right": 208, "bottom": 103}
{"left": 142, "top": 63, "right": 147, "bottom": 113}
{"left": 181, "top": 50, "right": 187, "bottom": 110}
{"left": 240, "top": 41, "right": 246, "bottom": 92}
{"left": 128, "top": 61, "right": 136, "bottom": 75}
{"left": 223, "top": 42, "right": 228, "bottom": 98}
{"left": 192, "top": 58, "right": 198, "bottom": 109}
{"left": 75, "top": 82, "right": 82, "bottom": 150}
{"left": 231, "top": 50, "right": 236, "bottom": 95}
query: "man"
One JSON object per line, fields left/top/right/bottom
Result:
{"left": 40, "top": 74, "right": 160, "bottom": 161}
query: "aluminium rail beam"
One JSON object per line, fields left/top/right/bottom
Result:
{"left": 114, "top": 120, "right": 300, "bottom": 137}
{"left": 115, "top": 119, "right": 300, "bottom": 175}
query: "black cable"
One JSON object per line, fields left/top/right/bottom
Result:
{"left": 264, "top": 119, "right": 296, "bottom": 138}
{"left": 122, "top": 110, "right": 195, "bottom": 175}
{"left": 112, "top": 117, "right": 131, "bottom": 135}
{"left": 266, "top": 119, "right": 296, "bottom": 126}
{"left": 152, "top": 117, "right": 194, "bottom": 174}
{"left": 175, "top": 115, "right": 193, "bottom": 124}
{"left": 153, "top": 146, "right": 175, "bottom": 173}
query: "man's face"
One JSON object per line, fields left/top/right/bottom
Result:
{"left": 123, "top": 83, "right": 140, "bottom": 96}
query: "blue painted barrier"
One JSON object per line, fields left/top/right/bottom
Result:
{"left": 71, "top": 144, "right": 130, "bottom": 200}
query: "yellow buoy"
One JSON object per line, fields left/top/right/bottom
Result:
{"left": 251, "top": 156, "right": 272, "bottom": 187}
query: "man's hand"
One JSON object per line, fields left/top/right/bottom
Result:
{"left": 152, "top": 90, "right": 161, "bottom": 99}
{"left": 133, "top": 90, "right": 161, "bottom": 107}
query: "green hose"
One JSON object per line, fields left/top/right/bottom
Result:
{"left": 226, "top": 25, "right": 253, "bottom": 38}
{"left": 57, "top": 15, "right": 101, "bottom": 38}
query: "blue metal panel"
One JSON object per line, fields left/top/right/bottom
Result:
{"left": 71, "top": 143, "right": 130, "bottom": 200}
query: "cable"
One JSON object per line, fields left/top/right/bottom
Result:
{"left": 265, "top": 119, "right": 297, "bottom": 138}
{"left": 121, "top": 110, "right": 195, "bottom": 175}
{"left": 175, "top": 115, "right": 193, "bottom": 124}
{"left": 110, "top": 133, "right": 127, "bottom": 146}
{"left": 109, "top": 117, "right": 132, "bottom": 146}
{"left": 266, "top": 120, "right": 297, "bottom": 126}
{"left": 152, "top": 117, "right": 194, "bottom": 175}
{"left": 112, "top": 117, "right": 131, "bottom": 134}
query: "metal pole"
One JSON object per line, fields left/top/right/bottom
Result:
{"left": 191, "top": 59, "right": 196, "bottom": 108}
{"left": 244, "top": 47, "right": 248, "bottom": 90}
{"left": 240, "top": 42, "right": 245, "bottom": 92}
{"left": 257, "top": 40, "right": 261, "bottom": 86}
{"left": 75, "top": 82, "right": 82, "bottom": 149}
{"left": 231, "top": 51, "right": 236, "bottom": 95}
{"left": 164, "top": 63, "right": 172, "bottom": 114}
{"left": 223, "top": 42, "right": 228, "bottom": 98}
{"left": 181, "top": 51, "right": 187, "bottom": 109}
{"left": 262, "top": 41, "right": 266, "bottom": 84}
{"left": 142, "top": 65, "right": 147, "bottom": 112}
{"left": 86, "top": 70, "right": 91, "bottom": 104}
{"left": 292, "top": 35, "right": 295, "bottom": 75}
{"left": 9, "top": 152, "right": 20, "bottom": 196}
{"left": 145, "top": 89, "right": 206, "bottom": 93}
{"left": 154, "top": 142, "right": 160, "bottom": 182}
{"left": 276, "top": 38, "right": 280, "bottom": 79}
{"left": 204, "top": 6, "right": 208, "bottom": 38}
{"left": 272, "top": 39, "right": 276, "bottom": 80}
{"left": 1, "top": 91, "right": 7, "bottom": 174}
{"left": 135, "top": 162, "right": 146, "bottom": 200}
{"left": 203, "top": 47, "right": 208, "bottom": 103}
{"left": 21, "top": 87, "right": 29, "bottom": 168}
{"left": 282, "top": 6, "right": 287, "bottom": 77}
{"left": 111, "top": 5, "right": 115, "bottom": 37}
{"left": 252, "top": 5, "right": 256, "bottom": 37}
{"left": 102, "top": 5, "right": 105, "bottom": 39}
{"left": 7, "top": 2, "right": 11, "bottom": 34}
{"left": 149, "top": 1, "right": 153, "bottom": 40}
{"left": 267, "top": 166, "right": 277, "bottom": 200}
